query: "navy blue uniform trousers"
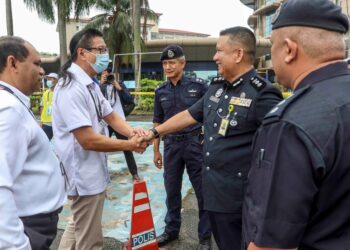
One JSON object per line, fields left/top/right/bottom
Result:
{"left": 163, "top": 136, "right": 211, "bottom": 240}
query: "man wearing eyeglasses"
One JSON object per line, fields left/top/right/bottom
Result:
{"left": 53, "top": 28, "right": 149, "bottom": 250}
{"left": 145, "top": 27, "right": 283, "bottom": 249}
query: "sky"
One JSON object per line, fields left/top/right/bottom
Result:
{"left": 0, "top": 0, "right": 253, "bottom": 54}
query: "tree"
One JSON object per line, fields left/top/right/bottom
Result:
{"left": 6, "top": 0, "right": 14, "bottom": 35}
{"left": 132, "top": 0, "right": 141, "bottom": 92}
{"left": 23, "top": 0, "right": 95, "bottom": 66}
{"left": 87, "top": 0, "right": 158, "bottom": 80}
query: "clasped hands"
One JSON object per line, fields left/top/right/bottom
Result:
{"left": 128, "top": 128, "right": 154, "bottom": 154}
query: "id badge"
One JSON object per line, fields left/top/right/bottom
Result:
{"left": 218, "top": 118, "right": 229, "bottom": 136}
{"left": 99, "top": 120, "right": 108, "bottom": 135}
{"left": 46, "top": 105, "right": 52, "bottom": 115}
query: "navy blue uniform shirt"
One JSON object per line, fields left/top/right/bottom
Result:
{"left": 153, "top": 75, "right": 208, "bottom": 134}
{"left": 243, "top": 62, "right": 350, "bottom": 250}
{"left": 188, "top": 68, "right": 283, "bottom": 213}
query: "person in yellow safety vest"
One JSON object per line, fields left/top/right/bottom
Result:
{"left": 40, "top": 72, "right": 58, "bottom": 140}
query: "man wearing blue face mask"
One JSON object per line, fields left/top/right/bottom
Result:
{"left": 53, "top": 28, "right": 149, "bottom": 250}
{"left": 40, "top": 72, "right": 58, "bottom": 140}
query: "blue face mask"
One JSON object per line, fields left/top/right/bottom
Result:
{"left": 88, "top": 53, "right": 110, "bottom": 74}
{"left": 46, "top": 80, "right": 53, "bottom": 88}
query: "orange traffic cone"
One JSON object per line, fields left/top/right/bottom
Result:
{"left": 125, "top": 180, "right": 159, "bottom": 250}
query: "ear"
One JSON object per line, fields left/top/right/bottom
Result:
{"left": 284, "top": 38, "right": 297, "bottom": 64}
{"left": 77, "top": 47, "right": 87, "bottom": 60}
{"left": 235, "top": 49, "right": 244, "bottom": 64}
{"left": 7, "top": 56, "right": 18, "bottom": 72}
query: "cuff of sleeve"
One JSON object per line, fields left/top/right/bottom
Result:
{"left": 187, "top": 107, "right": 200, "bottom": 123}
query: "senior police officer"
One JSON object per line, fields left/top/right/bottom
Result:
{"left": 0, "top": 36, "right": 66, "bottom": 250}
{"left": 152, "top": 44, "right": 212, "bottom": 249}
{"left": 53, "top": 28, "right": 148, "bottom": 250}
{"left": 146, "top": 27, "right": 283, "bottom": 249}
{"left": 242, "top": 1, "right": 350, "bottom": 250}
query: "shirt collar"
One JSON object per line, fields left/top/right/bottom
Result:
{"left": 67, "top": 63, "right": 95, "bottom": 87}
{"left": 296, "top": 61, "right": 349, "bottom": 91}
{"left": 227, "top": 67, "right": 256, "bottom": 87}
{"left": 0, "top": 80, "right": 30, "bottom": 107}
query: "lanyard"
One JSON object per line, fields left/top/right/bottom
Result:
{"left": 0, "top": 83, "right": 36, "bottom": 120}
{"left": 87, "top": 85, "right": 103, "bottom": 122}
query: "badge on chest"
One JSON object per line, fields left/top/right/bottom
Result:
{"left": 229, "top": 96, "right": 252, "bottom": 108}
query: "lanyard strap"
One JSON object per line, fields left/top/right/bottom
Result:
{"left": 0, "top": 83, "right": 36, "bottom": 120}
{"left": 87, "top": 85, "right": 103, "bottom": 122}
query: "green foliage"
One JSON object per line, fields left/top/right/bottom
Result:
{"left": 135, "top": 78, "right": 161, "bottom": 113}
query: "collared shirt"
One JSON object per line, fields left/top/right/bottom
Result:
{"left": 153, "top": 75, "right": 208, "bottom": 134}
{"left": 243, "top": 62, "right": 350, "bottom": 249}
{"left": 188, "top": 69, "right": 283, "bottom": 213}
{"left": 53, "top": 63, "right": 113, "bottom": 196}
{"left": 0, "top": 81, "right": 66, "bottom": 250}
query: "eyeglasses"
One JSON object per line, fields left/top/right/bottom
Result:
{"left": 85, "top": 47, "right": 109, "bottom": 54}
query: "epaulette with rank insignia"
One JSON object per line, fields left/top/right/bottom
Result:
{"left": 250, "top": 76, "right": 267, "bottom": 92}
{"left": 190, "top": 77, "right": 206, "bottom": 84}
{"left": 155, "top": 81, "right": 167, "bottom": 91}
{"left": 210, "top": 76, "right": 226, "bottom": 85}
{"left": 263, "top": 86, "right": 310, "bottom": 125}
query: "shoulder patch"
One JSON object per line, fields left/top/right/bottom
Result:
{"left": 210, "top": 76, "right": 226, "bottom": 85}
{"left": 189, "top": 77, "right": 206, "bottom": 85}
{"left": 250, "top": 76, "right": 267, "bottom": 91}
{"left": 263, "top": 87, "right": 310, "bottom": 124}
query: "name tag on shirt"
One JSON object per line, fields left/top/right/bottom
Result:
{"left": 230, "top": 97, "right": 252, "bottom": 107}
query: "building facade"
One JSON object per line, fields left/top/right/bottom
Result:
{"left": 241, "top": 0, "right": 350, "bottom": 82}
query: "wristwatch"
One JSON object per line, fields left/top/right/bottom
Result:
{"left": 150, "top": 127, "right": 160, "bottom": 138}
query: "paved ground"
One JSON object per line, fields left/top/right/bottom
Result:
{"left": 51, "top": 189, "right": 217, "bottom": 250}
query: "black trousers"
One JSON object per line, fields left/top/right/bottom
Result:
{"left": 20, "top": 207, "right": 62, "bottom": 250}
{"left": 108, "top": 126, "right": 138, "bottom": 175}
{"left": 42, "top": 124, "right": 53, "bottom": 140}
{"left": 208, "top": 211, "right": 242, "bottom": 250}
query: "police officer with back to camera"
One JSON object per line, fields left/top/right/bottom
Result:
{"left": 152, "top": 44, "right": 212, "bottom": 249}
{"left": 145, "top": 27, "right": 283, "bottom": 250}
{"left": 243, "top": 1, "right": 350, "bottom": 250}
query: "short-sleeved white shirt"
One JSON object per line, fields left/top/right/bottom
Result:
{"left": 53, "top": 63, "right": 113, "bottom": 196}
{"left": 0, "top": 81, "right": 66, "bottom": 250}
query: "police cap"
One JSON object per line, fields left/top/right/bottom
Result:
{"left": 160, "top": 44, "right": 184, "bottom": 61}
{"left": 272, "top": 0, "right": 349, "bottom": 33}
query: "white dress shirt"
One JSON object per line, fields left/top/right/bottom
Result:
{"left": 0, "top": 81, "right": 66, "bottom": 250}
{"left": 52, "top": 63, "right": 113, "bottom": 196}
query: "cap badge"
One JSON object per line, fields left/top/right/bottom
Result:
{"left": 168, "top": 50, "right": 175, "bottom": 58}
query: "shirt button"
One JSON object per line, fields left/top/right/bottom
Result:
{"left": 218, "top": 108, "right": 223, "bottom": 113}
{"left": 224, "top": 95, "right": 228, "bottom": 99}
{"left": 209, "top": 137, "right": 213, "bottom": 141}
{"left": 214, "top": 123, "right": 218, "bottom": 127}
{"left": 237, "top": 172, "right": 242, "bottom": 178}
{"left": 206, "top": 166, "right": 210, "bottom": 171}
{"left": 206, "top": 152, "right": 210, "bottom": 156}
{"left": 208, "top": 104, "right": 212, "bottom": 108}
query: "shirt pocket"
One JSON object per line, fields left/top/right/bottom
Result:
{"left": 160, "top": 99, "right": 173, "bottom": 113}
{"left": 183, "top": 91, "right": 201, "bottom": 106}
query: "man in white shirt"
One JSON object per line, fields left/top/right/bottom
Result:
{"left": 53, "top": 28, "right": 148, "bottom": 250}
{"left": 100, "top": 73, "right": 140, "bottom": 180}
{"left": 0, "top": 36, "right": 66, "bottom": 250}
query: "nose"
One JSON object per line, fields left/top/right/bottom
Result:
{"left": 40, "top": 66, "right": 45, "bottom": 76}
{"left": 213, "top": 52, "right": 218, "bottom": 61}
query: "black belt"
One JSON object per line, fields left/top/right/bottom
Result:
{"left": 163, "top": 129, "right": 202, "bottom": 142}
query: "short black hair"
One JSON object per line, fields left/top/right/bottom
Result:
{"left": 220, "top": 26, "right": 256, "bottom": 64}
{"left": 0, "top": 36, "right": 29, "bottom": 73}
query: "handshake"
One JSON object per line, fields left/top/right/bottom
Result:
{"left": 127, "top": 127, "right": 157, "bottom": 154}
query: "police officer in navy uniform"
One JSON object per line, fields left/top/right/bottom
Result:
{"left": 152, "top": 44, "right": 212, "bottom": 249}
{"left": 243, "top": 1, "right": 350, "bottom": 250}
{"left": 146, "top": 27, "right": 282, "bottom": 250}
